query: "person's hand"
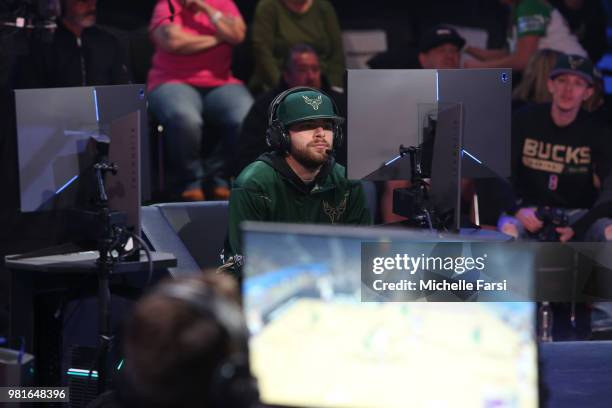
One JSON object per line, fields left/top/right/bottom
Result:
{"left": 515, "top": 207, "right": 543, "bottom": 233}
{"left": 500, "top": 221, "right": 519, "bottom": 238}
{"left": 556, "top": 226, "right": 575, "bottom": 243}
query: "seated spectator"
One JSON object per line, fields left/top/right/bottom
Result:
{"left": 499, "top": 54, "right": 612, "bottom": 338}
{"left": 111, "top": 273, "right": 259, "bottom": 408}
{"left": 499, "top": 54, "right": 612, "bottom": 242}
{"left": 464, "top": 0, "right": 586, "bottom": 72}
{"left": 234, "top": 43, "right": 345, "bottom": 176}
{"left": 417, "top": 24, "right": 465, "bottom": 69}
{"left": 224, "top": 88, "right": 371, "bottom": 274}
{"left": 249, "top": 0, "right": 345, "bottom": 94}
{"left": 513, "top": 48, "right": 605, "bottom": 113}
{"left": 147, "top": 0, "right": 253, "bottom": 201}
{"left": 14, "top": 0, "right": 130, "bottom": 88}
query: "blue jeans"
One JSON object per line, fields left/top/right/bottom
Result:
{"left": 148, "top": 83, "right": 253, "bottom": 194}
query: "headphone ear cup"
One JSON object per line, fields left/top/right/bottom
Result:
{"left": 209, "top": 354, "right": 259, "bottom": 408}
{"left": 266, "top": 121, "right": 282, "bottom": 151}
{"left": 266, "top": 120, "right": 290, "bottom": 153}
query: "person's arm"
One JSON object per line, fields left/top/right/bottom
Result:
{"left": 464, "top": 35, "right": 539, "bottom": 70}
{"left": 251, "top": 0, "right": 281, "bottom": 90}
{"left": 183, "top": 0, "right": 246, "bottom": 45}
{"left": 151, "top": 23, "right": 220, "bottom": 54}
{"left": 464, "top": 46, "right": 509, "bottom": 61}
{"left": 320, "top": 3, "right": 346, "bottom": 89}
{"left": 226, "top": 186, "right": 270, "bottom": 260}
{"left": 344, "top": 181, "right": 373, "bottom": 225}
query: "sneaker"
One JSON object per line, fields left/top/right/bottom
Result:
{"left": 210, "top": 186, "right": 230, "bottom": 200}
{"left": 181, "top": 188, "right": 205, "bottom": 201}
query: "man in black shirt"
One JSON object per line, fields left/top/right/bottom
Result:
{"left": 15, "top": 0, "right": 130, "bottom": 88}
{"left": 500, "top": 53, "right": 612, "bottom": 242}
{"left": 500, "top": 53, "right": 612, "bottom": 338}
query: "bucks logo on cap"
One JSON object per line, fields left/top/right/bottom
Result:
{"left": 568, "top": 55, "right": 584, "bottom": 70}
{"left": 302, "top": 95, "right": 322, "bottom": 110}
{"left": 277, "top": 89, "right": 344, "bottom": 126}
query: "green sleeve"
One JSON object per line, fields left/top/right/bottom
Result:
{"left": 515, "top": 0, "right": 551, "bottom": 37}
{"left": 345, "top": 181, "right": 373, "bottom": 225}
{"left": 251, "top": 0, "right": 281, "bottom": 92}
{"left": 226, "top": 186, "right": 271, "bottom": 260}
{"left": 320, "top": 1, "right": 346, "bottom": 88}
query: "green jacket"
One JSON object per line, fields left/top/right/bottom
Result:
{"left": 225, "top": 152, "right": 371, "bottom": 264}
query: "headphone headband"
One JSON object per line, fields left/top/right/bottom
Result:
{"left": 266, "top": 86, "right": 344, "bottom": 153}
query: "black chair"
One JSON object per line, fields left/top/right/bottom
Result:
{"left": 141, "top": 201, "right": 230, "bottom": 273}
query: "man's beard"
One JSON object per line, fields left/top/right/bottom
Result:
{"left": 290, "top": 143, "right": 330, "bottom": 170}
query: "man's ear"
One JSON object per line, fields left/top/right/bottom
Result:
{"left": 584, "top": 86, "right": 594, "bottom": 101}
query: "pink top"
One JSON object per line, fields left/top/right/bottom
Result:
{"left": 147, "top": 0, "right": 243, "bottom": 92}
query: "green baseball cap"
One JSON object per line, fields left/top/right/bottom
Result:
{"left": 277, "top": 90, "right": 344, "bottom": 127}
{"left": 549, "top": 54, "right": 594, "bottom": 85}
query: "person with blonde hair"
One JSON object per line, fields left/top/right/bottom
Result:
{"left": 513, "top": 48, "right": 560, "bottom": 106}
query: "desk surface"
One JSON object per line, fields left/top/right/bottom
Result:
{"left": 5, "top": 251, "right": 177, "bottom": 273}
{"left": 541, "top": 340, "right": 612, "bottom": 408}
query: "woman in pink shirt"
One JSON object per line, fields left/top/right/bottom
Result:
{"left": 148, "top": 0, "right": 253, "bottom": 200}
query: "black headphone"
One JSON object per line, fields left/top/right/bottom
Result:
{"left": 124, "top": 280, "right": 259, "bottom": 408}
{"left": 266, "top": 86, "right": 344, "bottom": 154}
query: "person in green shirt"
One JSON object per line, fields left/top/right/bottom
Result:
{"left": 465, "top": 0, "right": 586, "bottom": 72}
{"left": 224, "top": 87, "right": 372, "bottom": 273}
{"left": 250, "top": 0, "right": 346, "bottom": 93}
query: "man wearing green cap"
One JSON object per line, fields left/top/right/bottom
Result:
{"left": 499, "top": 53, "right": 612, "bottom": 242}
{"left": 224, "top": 88, "right": 371, "bottom": 272}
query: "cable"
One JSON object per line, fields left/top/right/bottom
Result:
{"left": 130, "top": 231, "right": 154, "bottom": 288}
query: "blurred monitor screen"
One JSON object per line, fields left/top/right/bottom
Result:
{"left": 242, "top": 222, "right": 537, "bottom": 408}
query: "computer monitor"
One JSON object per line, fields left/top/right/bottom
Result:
{"left": 242, "top": 222, "right": 538, "bottom": 408}
{"left": 14, "top": 84, "right": 147, "bottom": 235}
{"left": 346, "top": 69, "right": 511, "bottom": 181}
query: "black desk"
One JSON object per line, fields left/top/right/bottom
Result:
{"left": 541, "top": 341, "right": 612, "bottom": 408}
{"left": 5, "top": 251, "right": 176, "bottom": 354}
